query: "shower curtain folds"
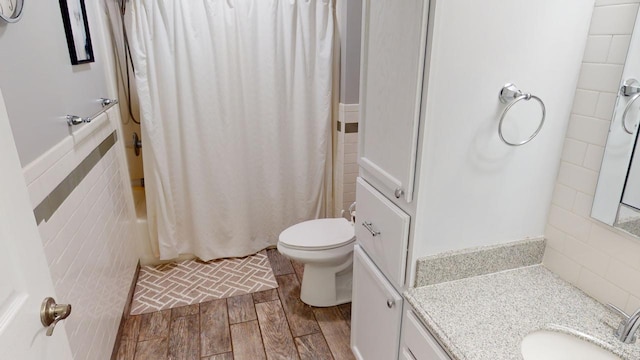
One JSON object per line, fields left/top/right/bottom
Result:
{"left": 130, "top": 0, "right": 334, "bottom": 261}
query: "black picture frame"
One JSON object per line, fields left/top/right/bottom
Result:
{"left": 58, "top": 0, "right": 95, "bottom": 65}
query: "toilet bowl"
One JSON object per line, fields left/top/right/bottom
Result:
{"left": 277, "top": 218, "right": 355, "bottom": 307}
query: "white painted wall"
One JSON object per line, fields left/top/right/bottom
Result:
{"left": 544, "top": 0, "right": 640, "bottom": 315}
{"left": 0, "top": 1, "right": 110, "bottom": 166}
{"left": 412, "top": 0, "right": 594, "bottom": 259}
{"left": 336, "top": 0, "right": 362, "bottom": 105}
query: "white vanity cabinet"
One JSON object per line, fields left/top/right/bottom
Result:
{"left": 400, "top": 310, "right": 452, "bottom": 360}
{"left": 358, "top": 0, "right": 429, "bottom": 203}
{"left": 351, "top": 0, "right": 431, "bottom": 359}
{"left": 351, "top": 245, "right": 404, "bottom": 360}
{"left": 355, "top": 178, "right": 410, "bottom": 288}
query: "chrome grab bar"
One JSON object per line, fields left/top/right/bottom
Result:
{"left": 66, "top": 98, "right": 118, "bottom": 126}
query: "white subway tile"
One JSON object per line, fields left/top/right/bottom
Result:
{"left": 344, "top": 133, "right": 358, "bottom": 143}
{"left": 577, "top": 268, "right": 629, "bottom": 309}
{"left": 557, "top": 162, "right": 599, "bottom": 195}
{"left": 543, "top": 247, "right": 582, "bottom": 284}
{"left": 344, "top": 153, "right": 357, "bottom": 164}
{"left": 343, "top": 173, "right": 357, "bottom": 185}
{"left": 566, "top": 115, "right": 612, "bottom": 146}
{"left": 626, "top": 295, "right": 640, "bottom": 314}
{"left": 583, "top": 144, "right": 605, "bottom": 171}
{"left": 573, "top": 192, "right": 594, "bottom": 218}
{"left": 548, "top": 205, "right": 592, "bottom": 242}
{"left": 583, "top": 35, "right": 611, "bottom": 63}
{"left": 608, "top": 35, "right": 632, "bottom": 64}
{"left": 577, "top": 63, "right": 624, "bottom": 93}
{"left": 551, "top": 183, "right": 577, "bottom": 210}
{"left": 572, "top": 89, "right": 600, "bottom": 116}
{"left": 343, "top": 191, "right": 356, "bottom": 204}
{"left": 344, "top": 163, "right": 358, "bottom": 175}
{"left": 345, "top": 111, "right": 359, "bottom": 123}
{"left": 606, "top": 261, "right": 640, "bottom": 298}
{"left": 589, "top": 4, "right": 640, "bottom": 35}
{"left": 564, "top": 235, "right": 610, "bottom": 276}
{"left": 589, "top": 224, "right": 640, "bottom": 270}
{"left": 561, "top": 138, "right": 588, "bottom": 165}
{"left": 544, "top": 224, "right": 567, "bottom": 252}
{"left": 594, "top": 92, "right": 618, "bottom": 120}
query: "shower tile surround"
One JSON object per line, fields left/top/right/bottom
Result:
{"left": 334, "top": 103, "right": 359, "bottom": 217}
{"left": 23, "top": 108, "right": 139, "bottom": 359}
{"left": 544, "top": 0, "right": 640, "bottom": 315}
{"left": 408, "top": 239, "right": 640, "bottom": 359}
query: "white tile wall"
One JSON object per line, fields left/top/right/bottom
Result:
{"left": 24, "top": 107, "right": 139, "bottom": 360}
{"left": 334, "top": 103, "right": 359, "bottom": 217}
{"left": 544, "top": 1, "right": 640, "bottom": 314}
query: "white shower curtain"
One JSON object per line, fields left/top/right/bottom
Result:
{"left": 130, "top": 0, "right": 334, "bottom": 261}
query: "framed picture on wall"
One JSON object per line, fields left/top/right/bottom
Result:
{"left": 58, "top": 0, "right": 95, "bottom": 65}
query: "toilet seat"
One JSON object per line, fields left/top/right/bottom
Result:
{"left": 279, "top": 218, "right": 355, "bottom": 251}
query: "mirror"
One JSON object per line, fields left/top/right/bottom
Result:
{"left": 592, "top": 9, "right": 640, "bottom": 237}
{"left": 58, "top": 0, "right": 94, "bottom": 65}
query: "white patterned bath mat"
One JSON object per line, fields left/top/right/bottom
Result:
{"left": 130, "top": 251, "right": 278, "bottom": 315}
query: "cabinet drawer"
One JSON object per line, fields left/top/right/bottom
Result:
{"left": 351, "top": 245, "right": 403, "bottom": 360}
{"left": 401, "top": 310, "right": 451, "bottom": 360}
{"left": 356, "top": 177, "right": 410, "bottom": 287}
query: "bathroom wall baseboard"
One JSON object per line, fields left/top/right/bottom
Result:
{"left": 110, "top": 261, "right": 141, "bottom": 360}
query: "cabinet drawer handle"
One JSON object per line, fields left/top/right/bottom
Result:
{"left": 394, "top": 188, "right": 404, "bottom": 199}
{"left": 362, "top": 221, "right": 380, "bottom": 237}
{"left": 387, "top": 299, "right": 395, "bottom": 308}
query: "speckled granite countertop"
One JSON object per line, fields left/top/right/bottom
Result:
{"left": 405, "top": 265, "right": 640, "bottom": 360}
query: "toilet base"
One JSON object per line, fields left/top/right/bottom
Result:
{"left": 299, "top": 260, "right": 353, "bottom": 307}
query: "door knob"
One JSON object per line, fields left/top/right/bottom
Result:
{"left": 394, "top": 188, "right": 404, "bottom": 199}
{"left": 41, "top": 297, "right": 72, "bottom": 336}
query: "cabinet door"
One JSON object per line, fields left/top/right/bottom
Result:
{"left": 401, "top": 310, "right": 451, "bottom": 360}
{"left": 351, "top": 245, "right": 403, "bottom": 360}
{"left": 359, "top": 0, "right": 429, "bottom": 203}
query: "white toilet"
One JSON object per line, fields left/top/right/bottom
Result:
{"left": 277, "top": 218, "right": 355, "bottom": 307}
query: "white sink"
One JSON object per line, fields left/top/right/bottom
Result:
{"left": 521, "top": 330, "right": 622, "bottom": 360}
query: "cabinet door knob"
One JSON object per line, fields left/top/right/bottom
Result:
{"left": 362, "top": 221, "right": 380, "bottom": 237}
{"left": 387, "top": 299, "right": 395, "bottom": 308}
{"left": 394, "top": 188, "right": 404, "bottom": 199}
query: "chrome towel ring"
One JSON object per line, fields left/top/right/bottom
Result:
{"left": 498, "top": 83, "right": 546, "bottom": 146}
{"left": 622, "top": 93, "right": 640, "bottom": 134}
{"left": 619, "top": 79, "right": 640, "bottom": 135}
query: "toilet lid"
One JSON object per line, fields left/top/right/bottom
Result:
{"left": 279, "top": 218, "right": 355, "bottom": 251}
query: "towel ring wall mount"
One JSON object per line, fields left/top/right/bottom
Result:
{"left": 620, "top": 79, "right": 640, "bottom": 135}
{"left": 498, "top": 83, "right": 546, "bottom": 146}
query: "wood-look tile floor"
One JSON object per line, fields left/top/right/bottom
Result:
{"left": 115, "top": 249, "right": 355, "bottom": 360}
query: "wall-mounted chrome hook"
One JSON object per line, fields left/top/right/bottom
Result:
{"left": 499, "top": 83, "right": 528, "bottom": 103}
{"left": 100, "top": 98, "right": 117, "bottom": 107}
{"left": 66, "top": 115, "right": 90, "bottom": 126}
